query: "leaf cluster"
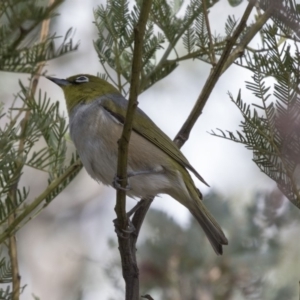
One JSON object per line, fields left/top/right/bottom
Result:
{"left": 258, "top": 0, "right": 300, "bottom": 39}
{"left": 0, "top": 0, "right": 79, "bottom": 74}
{"left": 93, "top": 0, "right": 226, "bottom": 95}
{"left": 211, "top": 19, "right": 300, "bottom": 208}
{"left": 0, "top": 257, "right": 12, "bottom": 284}
{"left": 0, "top": 0, "right": 82, "bottom": 297}
{"left": 0, "top": 254, "right": 26, "bottom": 299}
{"left": 0, "top": 82, "right": 82, "bottom": 229}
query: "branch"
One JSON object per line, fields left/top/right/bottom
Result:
{"left": 141, "top": 3, "right": 203, "bottom": 91}
{"left": 9, "top": 0, "right": 64, "bottom": 51}
{"left": 174, "top": 0, "right": 256, "bottom": 147}
{"left": 7, "top": 1, "right": 57, "bottom": 298}
{"left": 202, "top": 0, "right": 216, "bottom": 65}
{"left": 114, "top": 1, "right": 152, "bottom": 299}
{"left": 115, "top": 0, "right": 152, "bottom": 232}
{"left": 0, "top": 160, "right": 82, "bottom": 244}
{"left": 8, "top": 208, "right": 20, "bottom": 300}
{"left": 222, "top": 5, "right": 273, "bottom": 74}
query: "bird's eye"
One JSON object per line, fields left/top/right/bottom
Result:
{"left": 75, "top": 76, "right": 89, "bottom": 83}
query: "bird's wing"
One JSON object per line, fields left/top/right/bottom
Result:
{"left": 100, "top": 94, "right": 209, "bottom": 186}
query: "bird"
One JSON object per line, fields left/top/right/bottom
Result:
{"left": 47, "top": 74, "right": 228, "bottom": 255}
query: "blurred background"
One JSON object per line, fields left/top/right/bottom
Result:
{"left": 1, "top": 0, "right": 300, "bottom": 299}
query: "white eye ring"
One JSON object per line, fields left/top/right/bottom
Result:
{"left": 75, "top": 76, "right": 89, "bottom": 83}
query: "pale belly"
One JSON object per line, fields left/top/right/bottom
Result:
{"left": 69, "top": 102, "right": 178, "bottom": 199}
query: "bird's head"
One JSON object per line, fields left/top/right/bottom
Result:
{"left": 47, "top": 74, "right": 119, "bottom": 113}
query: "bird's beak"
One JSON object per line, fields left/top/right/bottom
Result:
{"left": 46, "top": 76, "right": 71, "bottom": 87}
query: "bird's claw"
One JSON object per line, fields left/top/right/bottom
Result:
{"left": 113, "top": 175, "right": 131, "bottom": 191}
{"left": 113, "top": 218, "right": 136, "bottom": 239}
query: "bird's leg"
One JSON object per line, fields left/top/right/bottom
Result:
{"left": 126, "top": 199, "right": 148, "bottom": 218}
{"left": 113, "top": 168, "right": 163, "bottom": 238}
{"left": 113, "top": 200, "right": 148, "bottom": 238}
{"left": 112, "top": 175, "right": 131, "bottom": 191}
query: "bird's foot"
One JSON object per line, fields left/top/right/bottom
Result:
{"left": 113, "top": 218, "right": 136, "bottom": 239}
{"left": 112, "top": 175, "right": 131, "bottom": 191}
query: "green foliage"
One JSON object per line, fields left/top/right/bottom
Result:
{"left": 0, "top": 286, "right": 13, "bottom": 300}
{"left": 93, "top": 0, "right": 222, "bottom": 95}
{"left": 0, "top": 0, "right": 79, "bottom": 74}
{"left": 225, "top": 15, "right": 237, "bottom": 37}
{"left": 258, "top": 0, "right": 300, "bottom": 39}
{"left": 0, "top": 257, "right": 12, "bottom": 284}
{"left": 211, "top": 2, "right": 300, "bottom": 209}
{"left": 0, "top": 78, "right": 81, "bottom": 224}
{"left": 0, "top": 254, "right": 26, "bottom": 299}
{"left": 19, "top": 83, "right": 68, "bottom": 174}
{"left": 0, "top": 0, "right": 82, "bottom": 298}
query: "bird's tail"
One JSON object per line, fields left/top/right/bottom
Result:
{"left": 188, "top": 200, "right": 228, "bottom": 255}
{"left": 171, "top": 169, "right": 228, "bottom": 255}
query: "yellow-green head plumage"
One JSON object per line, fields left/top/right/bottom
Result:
{"left": 47, "top": 74, "right": 119, "bottom": 113}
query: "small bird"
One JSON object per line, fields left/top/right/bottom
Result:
{"left": 47, "top": 74, "right": 228, "bottom": 255}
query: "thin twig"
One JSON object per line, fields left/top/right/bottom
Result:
{"left": 0, "top": 160, "right": 82, "bottom": 244}
{"left": 164, "top": 44, "right": 224, "bottom": 64}
{"left": 115, "top": 3, "right": 152, "bottom": 229}
{"left": 141, "top": 4, "right": 203, "bottom": 91}
{"left": 221, "top": 5, "right": 273, "bottom": 74}
{"left": 114, "top": 1, "right": 152, "bottom": 300}
{"left": 174, "top": 0, "right": 256, "bottom": 147}
{"left": 8, "top": 199, "right": 20, "bottom": 300}
{"left": 7, "top": 4, "right": 55, "bottom": 297}
{"left": 202, "top": 0, "right": 216, "bottom": 65}
{"left": 8, "top": 234, "right": 19, "bottom": 299}
{"left": 9, "top": 0, "right": 63, "bottom": 51}
{"left": 19, "top": 0, "right": 55, "bottom": 152}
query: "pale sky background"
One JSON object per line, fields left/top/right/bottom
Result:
{"left": 1, "top": 0, "right": 291, "bottom": 299}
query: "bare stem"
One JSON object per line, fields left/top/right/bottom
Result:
{"left": 8, "top": 196, "right": 20, "bottom": 300}
{"left": 114, "top": 1, "right": 153, "bottom": 300}
{"left": 8, "top": 230, "right": 20, "bottom": 300}
{"left": 7, "top": 2, "right": 55, "bottom": 297}
{"left": 202, "top": 0, "right": 216, "bottom": 65}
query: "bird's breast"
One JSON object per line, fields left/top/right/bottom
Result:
{"left": 69, "top": 101, "right": 121, "bottom": 185}
{"left": 69, "top": 100, "right": 179, "bottom": 198}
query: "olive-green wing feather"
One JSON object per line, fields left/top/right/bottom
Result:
{"left": 100, "top": 94, "right": 209, "bottom": 186}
